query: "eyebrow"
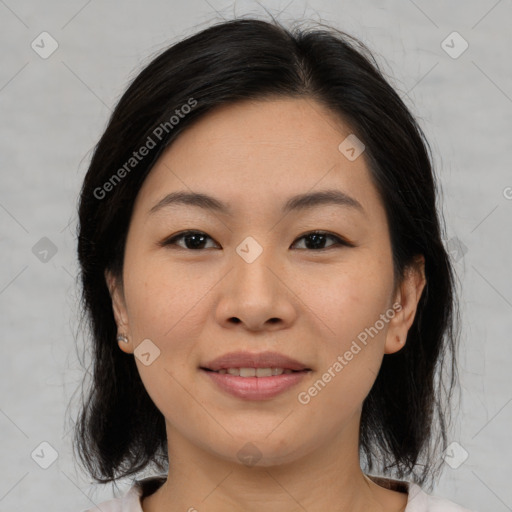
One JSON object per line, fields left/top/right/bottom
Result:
{"left": 148, "top": 189, "right": 365, "bottom": 216}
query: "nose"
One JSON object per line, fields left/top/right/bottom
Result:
{"left": 214, "top": 245, "right": 297, "bottom": 332}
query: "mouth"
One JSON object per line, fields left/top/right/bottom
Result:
{"left": 199, "top": 367, "right": 311, "bottom": 400}
{"left": 200, "top": 367, "right": 310, "bottom": 376}
{"left": 201, "top": 350, "right": 312, "bottom": 373}
{"left": 198, "top": 350, "right": 312, "bottom": 400}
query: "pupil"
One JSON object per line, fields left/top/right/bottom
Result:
{"left": 307, "top": 233, "right": 325, "bottom": 249}
{"left": 187, "top": 233, "right": 206, "bottom": 249}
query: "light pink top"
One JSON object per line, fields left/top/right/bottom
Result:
{"left": 80, "top": 474, "right": 476, "bottom": 512}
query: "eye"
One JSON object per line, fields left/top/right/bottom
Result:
{"left": 291, "top": 230, "right": 354, "bottom": 250}
{"left": 160, "top": 230, "right": 219, "bottom": 250}
{"left": 160, "top": 230, "right": 353, "bottom": 251}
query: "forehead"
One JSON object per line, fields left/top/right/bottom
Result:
{"left": 133, "top": 97, "right": 384, "bottom": 221}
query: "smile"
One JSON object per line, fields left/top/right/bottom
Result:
{"left": 200, "top": 368, "right": 311, "bottom": 400}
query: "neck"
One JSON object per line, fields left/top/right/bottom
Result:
{"left": 141, "top": 413, "right": 398, "bottom": 512}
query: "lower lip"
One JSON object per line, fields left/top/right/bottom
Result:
{"left": 200, "top": 369, "right": 310, "bottom": 400}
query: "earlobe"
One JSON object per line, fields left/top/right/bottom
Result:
{"left": 384, "top": 255, "right": 426, "bottom": 355}
{"left": 104, "top": 269, "right": 133, "bottom": 353}
{"left": 116, "top": 333, "right": 133, "bottom": 354}
{"left": 384, "top": 305, "right": 406, "bottom": 355}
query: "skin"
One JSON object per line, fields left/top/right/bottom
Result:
{"left": 105, "top": 97, "right": 426, "bottom": 512}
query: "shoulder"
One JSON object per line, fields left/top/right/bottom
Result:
{"left": 406, "top": 482, "right": 478, "bottom": 512}
{"left": 78, "top": 475, "right": 166, "bottom": 512}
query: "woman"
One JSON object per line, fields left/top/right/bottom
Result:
{"left": 73, "top": 17, "right": 475, "bottom": 512}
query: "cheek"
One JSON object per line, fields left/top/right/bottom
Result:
{"left": 311, "top": 259, "right": 393, "bottom": 340}
{"left": 123, "top": 258, "right": 208, "bottom": 423}
{"left": 123, "top": 251, "right": 208, "bottom": 337}
{"left": 304, "top": 259, "right": 393, "bottom": 400}
{"left": 122, "top": 254, "right": 214, "bottom": 391}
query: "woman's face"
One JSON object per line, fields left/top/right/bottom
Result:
{"left": 106, "top": 97, "right": 425, "bottom": 467}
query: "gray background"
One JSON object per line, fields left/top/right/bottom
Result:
{"left": 1, "top": 1, "right": 511, "bottom": 511}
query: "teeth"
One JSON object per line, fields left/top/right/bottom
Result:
{"left": 214, "top": 367, "right": 297, "bottom": 377}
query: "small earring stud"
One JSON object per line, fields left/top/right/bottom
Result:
{"left": 117, "top": 333, "right": 129, "bottom": 344}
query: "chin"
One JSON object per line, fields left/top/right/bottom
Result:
{"left": 208, "top": 434, "right": 313, "bottom": 469}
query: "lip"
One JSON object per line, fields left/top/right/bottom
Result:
{"left": 201, "top": 350, "right": 311, "bottom": 372}
{"left": 200, "top": 368, "right": 310, "bottom": 400}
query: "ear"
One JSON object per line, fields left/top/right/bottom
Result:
{"left": 384, "top": 255, "right": 426, "bottom": 355}
{"left": 105, "top": 269, "right": 133, "bottom": 354}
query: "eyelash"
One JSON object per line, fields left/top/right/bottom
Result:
{"left": 159, "top": 230, "right": 354, "bottom": 251}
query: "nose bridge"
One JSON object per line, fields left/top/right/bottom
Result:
{"left": 231, "top": 235, "right": 279, "bottom": 297}
{"left": 214, "top": 234, "right": 295, "bottom": 330}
